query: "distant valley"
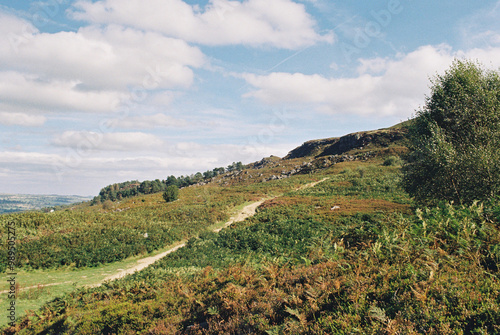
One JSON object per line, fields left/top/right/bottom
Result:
{"left": 0, "top": 194, "right": 93, "bottom": 214}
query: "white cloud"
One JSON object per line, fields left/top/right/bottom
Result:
{"left": 242, "top": 45, "right": 500, "bottom": 117}
{"left": 0, "top": 137, "right": 292, "bottom": 194}
{"left": 0, "top": 10, "right": 205, "bottom": 117}
{"left": 109, "top": 113, "right": 189, "bottom": 129}
{"left": 356, "top": 57, "right": 389, "bottom": 75}
{"left": 51, "top": 131, "right": 165, "bottom": 151}
{"left": 0, "top": 112, "right": 46, "bottom": 126}
{"left": 0, "top": 151, "right": 65, "bottom": 171}
{"left": 0, "top": 71, "right": 122, "bottom": 113}
{"left": 69, "top": 0, "right": 333, "bottom": 49}
{"left": 0, "top": 17, "right": 205, "bottom": 91}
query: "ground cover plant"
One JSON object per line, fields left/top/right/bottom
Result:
{"left": 6, "top": 158, "right": 500, "bottom": 334}
{"left": 0, "top": 179, "right": 283, "bottom": 272}
{"left": 0, "top": 161, "right": 322, "bottom": 325}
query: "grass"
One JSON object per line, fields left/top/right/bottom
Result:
{"left": 11, "top": 199, "right": 500, "bottom": 334}
{"left": 5, "top": 151, "right": 499, "bottom": 334}
{"left": 0, "top": 240, "right": 186, "bottom": 328}
{"left": 0, "top": 169, "right": 324, "bottom": 328}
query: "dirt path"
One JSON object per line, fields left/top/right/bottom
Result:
{"left": 96, "top": 244, "right": 186, "bottom": 284}
{"left": 213, "top": 199, "right": 268, "bottom": 233}
{"left": 95, "top": 177, "right": 330, "bottom": 286}
{"left": 93, "top": 200, "right": 270, "bottom": 286}
{"left": 0, "top": 282, "right": 72, "bottom": 294}
{"left": 296, "top": 177, "right": 329, "bottom": 191}
{"left": 0, "top": 178, "right": 331, "bottom": 293}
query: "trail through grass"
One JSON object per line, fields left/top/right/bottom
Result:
{"left": 0, "top": 177, "right": 330, "bottom": 327}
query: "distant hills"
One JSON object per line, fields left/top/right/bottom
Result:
{"left": 0, "top": 194, "right": 93, "bottom": 214}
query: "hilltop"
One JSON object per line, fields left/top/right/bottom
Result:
{"left": 285, "top": 122, "right": 408, "bottom": 160}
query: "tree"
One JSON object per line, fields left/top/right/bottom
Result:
{"left": 193, "top": 172, "right": 203, "bottom": 183}
{"left": 163, "top": 185, "right": 179, "bottom": 203}
{"left": 151, "top": 179, "right": 162, "bottom": 193}
{"left": 165, "top": 175, "right": 178, "bottom": 187}
{"left": 203, "top": 170, "right": 215, "bottom": 179}
{"left": 213, "top": 167, "right": 225, "bottom": 176}
{"left": 139, "top": 180, "right": 151, "bottom": 194}
{"left": 402, "top": 60, "right": 500, "bottom": 205}
{"left": 235, "top": 161, "right": 244, "bottom": 171}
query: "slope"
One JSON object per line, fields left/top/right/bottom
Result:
{"left": 5, "top": 123, "right": 500, "bottom": 334}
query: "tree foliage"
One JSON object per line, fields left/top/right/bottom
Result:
{"left": 162, "top": 185, "right": 179, "bottom": 203}
{"left": 91, "top": 162, "right": 245, "bottom": 205}
{"left": 402, "top": 60, "right": 500, "bottom": 205}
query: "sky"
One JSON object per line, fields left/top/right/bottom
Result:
{"left": 1, "top": 0, "right": 500, "bottom": 196}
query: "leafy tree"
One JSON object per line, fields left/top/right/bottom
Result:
{"left": 235, "top": 161, "right": 244, "bottom": 171}
{"left": 227, "top": 162, "right": 244, "bottom": 172}
{"left": 163, "top": 185, "right": 179, "bottom": 203}
{"left": 139, "top": 180, "right": 151, "bottom": 194}
{"left": 151, "top": 179, "right": 162, "bottom": 193}
{"left": 193, "top": 172, "right": 203, "bottom": 183}
{"left": 402, "top": 60, "right": 500, "bottom": 205}
{"left": 213, "top": 167, "right": 225, "bottom": 176}
{"left": 203, "top": 170, "right": 215, "bottom": 179}
{"left": 165, "top": 175, "right": 178, "bottom": 187}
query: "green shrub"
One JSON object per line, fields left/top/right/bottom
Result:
{"left": 162, "top": 185, "right": 179, "bottom": 203}
{"left": 383, "top": 155, "right": 402, "bottom": 166}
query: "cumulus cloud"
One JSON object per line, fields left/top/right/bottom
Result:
{"left": 0, "top": 16, "right": 205, "bottom": 91}
{"left": 0, "top": 10, "right": 205, "bottom": 117}
{"left": 51, "top": 131, "right": 165, "bottom": 151}
{"left": 69, "top": 0, "right": 333, "bottom": 49}
{"left": 242, "top": 45, "right": 500, "bottom": 117}
{"left": 0, "top": 71, "right": 122, "bottom": 113}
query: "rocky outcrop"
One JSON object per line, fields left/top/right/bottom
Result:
{"left": 247, "top": 156, "right": 282, "bottom": 170}
{"left": 284, "top": 127, "right": 407, "bottom": 160}
{"left": 284, "top": 138, "right": 338, "bottom": 159}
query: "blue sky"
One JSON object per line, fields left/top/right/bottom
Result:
{"left": 1, "top": 0, "right": 500, "bottom": 195}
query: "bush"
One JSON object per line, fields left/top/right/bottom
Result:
{"left": 402, "top": 60, "right": 500, "bottom": 205}
{"left": 162, "top": 185, "right": 179, "bottom": 203}
{"left": 102, "top": 200, "right": 114, "bottom": 210}
{"left": 383, "top": 156, "right": 402, "bottom": 166}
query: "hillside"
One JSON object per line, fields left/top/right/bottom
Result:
{"left": 2, "top": 123, "right": 500, "bottom": 334}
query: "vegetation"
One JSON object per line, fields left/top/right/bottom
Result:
{"left": 3, "top": 61, "right": 500, "bottom": 333}
{"left": 91, "top": 162, "right": 245, "bottom": 204}
{"left": 402, "top": 60, "right": 500, "bottom": 205}
{"left": 163, "top": 185, "right": 179, "bottom": 203}
{"left": 0, "top": 185, "right": 257, "bottom": 272}
{"left": 6, "top": 163, "right": 500, "bottom": 334}
{"left": 383, "top": 155, "right": 402, "bottom": 166}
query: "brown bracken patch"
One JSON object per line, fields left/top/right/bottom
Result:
{"left": 259, "top": 196, "right": 410, "bottom": 215}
